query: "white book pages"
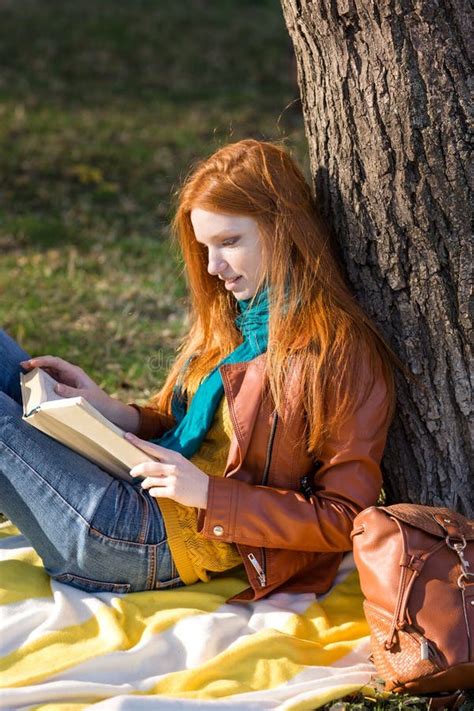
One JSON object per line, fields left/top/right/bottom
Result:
{"left": 20, "top": 368, "right": 156, "bottom": 480}
{"left": 20, "top": 367, "right": 63, "bottom": 416}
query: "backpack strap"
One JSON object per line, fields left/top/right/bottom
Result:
{"left": 384, "top": 518, "right": 430, "bottom": 650}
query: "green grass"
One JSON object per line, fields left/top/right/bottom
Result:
{"left": 323, "top": 691, "right": 474, "bottom": 710}
{"left": 0, "top": 0, "right": 308, "bottom": 402}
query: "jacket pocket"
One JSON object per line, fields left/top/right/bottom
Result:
{"left": 53, "top": 572, "right": 131, "bottom": 594}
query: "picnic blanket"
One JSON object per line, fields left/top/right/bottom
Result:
{"left": 0, "top": 520, "right": 379, "bottom": 710}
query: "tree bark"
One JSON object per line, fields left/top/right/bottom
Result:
{"left": 280, "top": 0, "right": 472, "bottom": 515}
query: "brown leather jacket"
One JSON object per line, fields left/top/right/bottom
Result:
{"left": 131, "top": 352, "right": 391, "bottom": 604}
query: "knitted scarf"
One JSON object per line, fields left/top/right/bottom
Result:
{"left": 153, "top": 287, "right": 269, "bottom": 458}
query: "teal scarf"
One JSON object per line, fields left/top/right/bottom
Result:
{"left": 153, "top": 287, "right": 269, "bottom": 458}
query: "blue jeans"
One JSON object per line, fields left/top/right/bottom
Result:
{"left": 0, "top": 329, "right": 184, "bottom": 594}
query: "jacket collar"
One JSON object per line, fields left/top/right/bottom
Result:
{"left": 219, "top": 353, "right": 267, "bottom": 472}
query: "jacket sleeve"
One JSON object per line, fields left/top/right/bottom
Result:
{"left": 127, "top": 403, "right": 176, "bottom": 441}
{"left": 196, "top": 366, "right": 391, "bottom": 553}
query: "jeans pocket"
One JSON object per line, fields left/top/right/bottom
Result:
{"left": 53, "top": 572, "right": 131, "bottom": 594}
{"left": 155, "top": 576, "right": 185, "bottom": 590}
{"left": 90, "top": 479, "right": 151, "bottom": 544}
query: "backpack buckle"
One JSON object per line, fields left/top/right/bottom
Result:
{"left": 445, "top": 535, "right": 474, "bottom": 587}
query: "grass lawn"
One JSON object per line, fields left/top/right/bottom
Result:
{"left": 0, "top": 2, "right": 471, "bottom": 709}
{"left": 0, "top": 0, "right": 308, "bottom": 402}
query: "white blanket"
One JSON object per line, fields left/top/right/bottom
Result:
{"left": 0, "top": 521, "right": 377, "bottom": 710}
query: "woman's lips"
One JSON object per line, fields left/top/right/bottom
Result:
{"left": 224, "top": 276, "right": 242, "bottom": 290}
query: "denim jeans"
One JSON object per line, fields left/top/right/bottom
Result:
{"left": 0, "top": 329, "right": 184, "bottom": 593}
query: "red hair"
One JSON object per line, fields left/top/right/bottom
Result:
{"left": 149, "top": 139, "right": 411, "bottom": 456}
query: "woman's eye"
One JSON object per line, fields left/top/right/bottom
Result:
{"left": 222, "top": 238, "right": 239, "bottom": 247}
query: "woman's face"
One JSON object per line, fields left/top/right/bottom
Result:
{"left": 190, "top": 208, "right": 267, "bottom": 300}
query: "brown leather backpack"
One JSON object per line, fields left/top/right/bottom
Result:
{"left": 350, "top": 504, "right": 474, "bottom": 704}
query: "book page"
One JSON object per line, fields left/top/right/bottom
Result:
{"left": 20, "top": 367, "right": 63, "bottom": 416}
{"left": 21, "top": 370, "right": 159, "bottom": 480}
{"left": 30, "top": 398, "right": 156, "bottom": 476}
{"left": 38, "top": 368, "right": 63, "bottom": 403}
{"left": 26, "top": 409, "right": 133, "bottom": 479}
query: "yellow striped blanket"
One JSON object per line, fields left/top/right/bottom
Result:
{"left": 0, "top": 520, "right": 378, "bottom": 710}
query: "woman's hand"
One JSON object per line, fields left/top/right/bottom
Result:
{"left": 19, "top": 355, "right": 137, "bottom": 429}
{"left": 125, "top": 433, "right": 210, "bottom": 510}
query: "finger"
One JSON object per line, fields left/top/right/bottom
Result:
{"left": 20, "top": 359, "right": 56, "bottom": 372}
{"left": 20, "top": 356, "right": 80, "bottom": 386}
{"left": 146, "top": 486, "right": 173, "bottom": 498}
{"left": 140, "top": 476, "right": 171, "bottom": 490}
{"left": 20, "top": 356, "right": 62, "bottom": 369}
{"left": 54, "top": 383, "right": 82, "bottom": 398}
{"left": 23, "top": 355, "right": 79, "bottom": 376}
{"left": 130, "top": 462, "right": 173, "bottom": 478}
{"left": 124, "top": 433, "right": 175, "bottom": 460}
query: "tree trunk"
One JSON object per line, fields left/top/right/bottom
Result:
{"left": 280, "top": 0, "right": 472, "bottom": 516}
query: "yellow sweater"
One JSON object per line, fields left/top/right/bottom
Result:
{"left": 154, "top": 394, "right": 242, "bottom": 585}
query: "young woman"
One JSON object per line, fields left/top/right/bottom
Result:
{"left": 0, "top": 139, "right": 404, "bottom": 602}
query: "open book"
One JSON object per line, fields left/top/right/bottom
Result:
{"left": 20, "top": 367, "right": 156, "bottom": 481}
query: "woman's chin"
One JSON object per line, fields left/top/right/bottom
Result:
{"left": 227, "top": 282, "right": 247, "bottom": 299}
{"left": 227, "top": 280, "right": 259, "bottom": 301}
{"left": 234, "top": 287, "right": 252, "bottom": 300}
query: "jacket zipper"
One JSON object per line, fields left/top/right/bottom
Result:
{"left": 247, "top": 553, "right": 266, "bottom": 586}
{"left": 261, "top": 410, "right": 278, "bottom": 487}
{"left": 247, "top": 410, "right": 279, "bottom": 588}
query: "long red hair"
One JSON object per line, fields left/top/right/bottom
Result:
{"left": 149, "top": 139, "right": 410, "bottom": 457}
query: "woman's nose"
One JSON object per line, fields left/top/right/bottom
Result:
{"left": 207, "top": 251, "right": 227, "bottom": 276}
